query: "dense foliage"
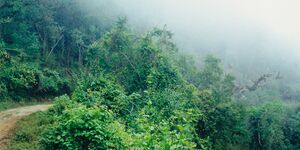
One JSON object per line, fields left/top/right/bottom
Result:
{"left": 1, "top": 1, "right": 300, "bottom": 150}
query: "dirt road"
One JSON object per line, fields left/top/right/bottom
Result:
{"left": 0, "top": 104, "right": 51, "bottom": 149}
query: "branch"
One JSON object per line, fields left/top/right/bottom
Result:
{"left": 235, "top": 73, "right": 281, "bottom": 94}
{"left": 119, "top": 51, "right": 142, "bottom": 82}
{"left": 246, "top": 74, "right": 272, "bottom": 91}
{"left": 45, "top": 34, "right": 64, "bottom": 61}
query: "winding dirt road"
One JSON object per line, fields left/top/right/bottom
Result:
{"left": 0, "top": 104, "right": 51, "bottom": 149}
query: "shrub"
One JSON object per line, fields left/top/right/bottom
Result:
{"left": 48, "top": 95, "right": 76, "bottom": 116}
{"left": 38, "top": 69, "right": 71, "bottom": 96}
{"left": 147, "top": 58, "right": 181, "bottom": 90}
{"left": 248, "top": 102, "right": 286, "bottom": 149}
{"left": 0, "top": 64, "right": 39, "bottom": 99}
{"left": 40, "top": 105, "right": 131, "bottom": 149}
{"left": 72, "top": 76, "right": 126, "bottom": 109}
{"left": 130, "top": 106, "right": 201, "bottom": 149}
{"left": 0, "top": 49, "right": 71, "bottom": 100}
{"left": 0, "top": 82, "right": 8, "bottom": 100}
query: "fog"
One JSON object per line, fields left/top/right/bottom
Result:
{"left": 86, "top": 0, "right": 300, "bottom": 84}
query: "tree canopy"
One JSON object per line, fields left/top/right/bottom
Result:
{"left": 1, "top": 1, "right": 300, "bottom": 150}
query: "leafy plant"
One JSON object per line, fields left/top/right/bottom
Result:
{"left": 41, "top": 105, "right": 131, "bottom": 150}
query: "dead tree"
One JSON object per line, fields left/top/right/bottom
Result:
{"left": 235, "top": 73, "right": 282, "bottom": 95}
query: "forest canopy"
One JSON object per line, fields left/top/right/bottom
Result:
{"left": 1, "top": 0, "right": 300, "bottom": 150}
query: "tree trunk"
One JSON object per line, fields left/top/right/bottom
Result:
{"left": 78, "top": 46, "right": 82, "bottom": 67}
{"left": 42, "top": 32, "right": 47, "bottom": 57}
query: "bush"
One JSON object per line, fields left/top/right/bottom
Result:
{"left": 0, "top": 64, "right": 39, "bottom": 99}
{"left": 248, "top": 102, "right": 286, "bottom": 149}
{"left": 38, "top": 69, "right": 71, "bottom": 96}
{"left": 130, "top": 106, "right": 201, "bottom": 149}
{"left": 193, "top": 90, "right": 247, "bottom": 149}
{"left": 0, "top": 82, "right": 8, "bottom": 100}
{"left": 0, "top": 49, "right": 71, "bottom": 100}
{"left": 72, "top": 75, "right": 126, "bottom": 109}
{"left": 147, "top": 58, "right": 181, "bottom": 90}
{"left": 40, "top": 105, "right": 131, "bottom": 150}
{"left": 48, "top": 95, "right": 75, "bottom": 115}
{"left": 0, "top": 48, "right": 11, "bottom": 66}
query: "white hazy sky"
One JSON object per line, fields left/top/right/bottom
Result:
{"left": 104, "top": 0, "right": 300, "bottom": 80}
{"left": 114, "top": 0, "right": 300, "bottom": 56}
{"left": 224, "top": 0, "right": 300, "bottom": 46}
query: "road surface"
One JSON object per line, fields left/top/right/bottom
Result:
{"left": 0, "top": 104, "right": 51, "bottom": 149}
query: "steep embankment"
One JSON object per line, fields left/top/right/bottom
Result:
{"left": 0, "top": 104, "right": 51, "bottom": 149}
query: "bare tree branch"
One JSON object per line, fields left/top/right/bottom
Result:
{"left": 119, "top": 51, "right": 143, "bottom": 82}
{"left": 235, "top": 73, "right": 282, "bottom": 95}
{"left": 45, "top": 34, "right": 64, "bottom": 61}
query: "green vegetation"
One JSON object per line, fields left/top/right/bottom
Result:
{"left": 1, "top": 0, "right": 300, "bottom": 149}
{"left": 0, "top": 101, "right": 48, "bottom": 111}
{"left": 4, "top": 112, "right": 55, "bottom": 150}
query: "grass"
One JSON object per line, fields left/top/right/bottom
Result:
{"left": 0, "top": 99, "right": 51, "bottom": 112}
{"left": 4, "top": 111, "right": 55, "bottom": 150}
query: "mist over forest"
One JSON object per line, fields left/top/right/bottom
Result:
{"left": 1, "top": 0, "right": 300, "bottom": 149}
{"left": 85, "top": 0, "right": 300, "bottom": 91}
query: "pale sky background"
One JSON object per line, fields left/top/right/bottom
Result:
{"left": 86, "top": 0, "right": 300, "bottom": 82}
{"left": 112, "top": 0, "right": 300, "bottom": 52}
{"left": 107, "top": 0, "right": 300, "bottom": 79}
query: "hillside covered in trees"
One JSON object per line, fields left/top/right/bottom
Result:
{"left": 1, "top": 0, "right": 300, "bottom": 149}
